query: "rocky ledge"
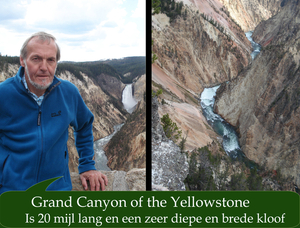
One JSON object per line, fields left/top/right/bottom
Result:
{"left": 71, "top": 168, "right": 146, "bottom": 191}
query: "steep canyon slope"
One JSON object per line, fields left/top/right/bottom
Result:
{"left": 152, "top": 0, "right": 252, "bottom": 151}
{"left": 218, "top": 0, "right": 282, "bottom": 32}
{"left": 152, "top": 96, "right": 189, "bottom": 190}
{"left": 152, "top": 0, "right": 255, "bottom": 190}
{"left": 215, "top": 0, "right": 300, "bottom": 186}
{"left": 152, "top": 0, "right": 297, "bottom": 190}
{"left": 153, "top": 1, "right": 252, "bottom": 95}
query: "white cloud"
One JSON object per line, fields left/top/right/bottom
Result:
{"left": 24, "top": 0, "right": 123, "bottom": 34}
{"left": 0, "top": 1, "right": 27, "bottom": 21}
{"left": 0, "top": 0, "right": 145, "bottom": 61}
{"left": 131, "top": 0, "right": 145, "bottom": 18}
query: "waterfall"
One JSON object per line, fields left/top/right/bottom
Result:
{"left": 122, "top": 84, "right": 138, "bottom": 113}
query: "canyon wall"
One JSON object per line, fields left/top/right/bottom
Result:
{"left": 0, "top": 64, "right": 19, "bottom": 82}
{"left": 152, "top": 0, "right": 253, "bottom": 152}
{"left": 152, "top": 0, "right": 254, "bottom": 190}
{"left": 215, "top": 0, "right": 300, "bottom": 186}
{"left": 153, "top": 1, "right": 252, "bottom": 96}
{"left": 152, "top": 0, "right": 296, "bottom": 190}
{"left": 218, "top": 0, "right": 282, "bottom": 32}
{"left": 104, "top": 74, "right": 146, "bottom": 171}
{"left": 93, "top": 73, "right": 126, "bottom": 101}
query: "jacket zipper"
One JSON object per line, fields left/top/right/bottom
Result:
{"left": 38, "top": 108, "right": 42, "bottom": 126}
{"left": 35, "top": 81, "right": 61, "bottom": 182}
{"left": 36, "top": 106, "right": 43, "bottom": 182}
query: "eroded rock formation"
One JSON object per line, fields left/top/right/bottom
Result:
{"left": 133, "top": 74, "right": 146, "bottom": 102}
{"left": 152, "top": 0, "right": 253, "bottom": 153}
{"left": 0, "top": 64, "right": 19, "bottom": 82}
{"left": 94, "top": 73, "right": 126, "bottom": 101}
{"left": 218, "top": 0, "right": 282, "bottom": 32}
{"left": 152, "top": 0, "right": 296, "bottom": 191}
{"left": 151, "top": 0, "right": 252, "bottom": 189}
{"left": 152, "top": 1, "right": 252, "bottom": 96}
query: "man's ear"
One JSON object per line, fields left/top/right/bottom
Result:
{"left": 20, "top": 56, "right": 25, "bottom": 67}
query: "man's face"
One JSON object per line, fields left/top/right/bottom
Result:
{"left": 20, "top": 37, "right": 58, "bottom": 96}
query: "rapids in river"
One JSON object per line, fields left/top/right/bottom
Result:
{"left": 200, "top": 86, "right": 244, "bottom": 159}
{"left": 246, "top": 31, "right": 261, "bottom": 60}
{"left": 94, "top": 123, "right": 124, "bottom": 171}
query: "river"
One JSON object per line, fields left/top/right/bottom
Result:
{"left": 94, "top": 123, "right": 124, "bottom": 171}
{"left": 200, "top": 32, "right": 261, "bottom": 162}
{"left": 200, "top": 86, "right": 244, "bottom": 159}
{"left": 246, "top": 31, "right": 261, "bottom": 60}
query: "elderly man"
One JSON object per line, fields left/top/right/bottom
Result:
{"left": 0, "top": 31, "right": 107, "bottom": 193}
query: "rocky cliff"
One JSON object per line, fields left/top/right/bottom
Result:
{"left": 214, "top": 0, "right": 300, "bottom": 186}
{"left": 252, "top": 0, "right": 300, "bottom": 47}
{"left": 218, "top": 0, "right": 282, "bottom": 32}
{"left": 152, "top": 0, "right": 253, "bottom": 152}
{"left": 93, "top": 73, "right": 126, "bottom": 102}
{"left": 0, "top": 64, "right": 19, "bottom": 82}
{"left": 152, "top": 0, "right": 251, "bottom": 189}
{"left": 152, "top": 96, "right": 189, "bottom": 190}
{"left": 133, "top": 74, "right": 146, "bottom": 102}
{"left": 152, "top": 95, "right": 287, "bottom": 191}
{"left": 153, "top": 1, "right": 252, "bottom": 96}
{"left": 151, "top": 0, "right": 297, "bottom": 191}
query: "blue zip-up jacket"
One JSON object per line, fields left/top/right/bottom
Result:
{"left": 0, "top": 67, "right": 96, "bottom": 194}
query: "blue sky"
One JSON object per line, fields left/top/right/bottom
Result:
{"left": 0, "top": 0, "right": 145, "bottom": 62}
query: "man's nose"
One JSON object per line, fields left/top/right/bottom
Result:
{"left": 40, "top": 59, "right": 48, "bottom": 71}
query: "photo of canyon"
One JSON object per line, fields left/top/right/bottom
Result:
{"left": 152, "top": 0, "right": 299, "bottom": 192}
